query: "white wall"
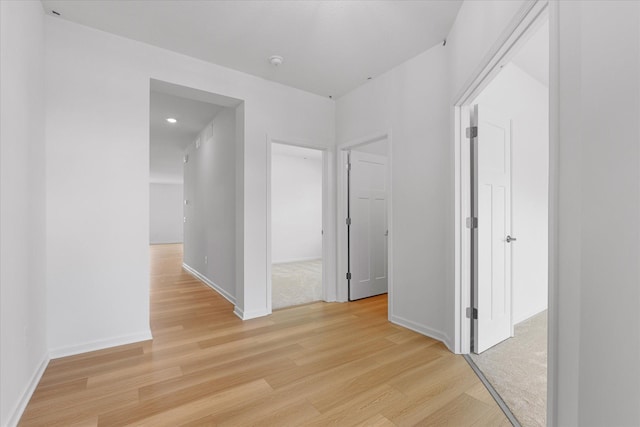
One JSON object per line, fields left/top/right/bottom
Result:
{"left": 473, "top": 63, "right": 549, "bottom": 324}
{"left": 0, "top": 1, "right": 48, "bottom": 426}
{"left": 337, "top": 0, "right": 527, "bottom": 350}
{"left": 44, "top": 15, "right": 334, "bottom": 351}
{"left": 271, "top": 150, "right": 323, "bottom": 263}
{"left": 337, "top": 44, "right": 451, "bottom": 343}
{"left": 553, "top": 2, "right": 640, "bottom": 425}
{"left": 338, "top": 1, "right": 640, "bottom": 425}
{"left": 183, "top": 108, "right": 237, "bottom": 301}
{"left": 149, "top": 183, "right": 184, "bottom": 244}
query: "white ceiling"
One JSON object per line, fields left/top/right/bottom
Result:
{"left": 511, "top": 20, "right": 549, "bottom": 87}
{"left": 41, "top": 0, "right": 463, "bottom": 97}
{"left": 149, "top": 90, "right": 223, "bottom": 184}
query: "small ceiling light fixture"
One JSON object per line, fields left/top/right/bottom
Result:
{"left": 269, "top": 55, "right": 284, "bottom": 66}
{"left": 166, "top": 118, "right": 177, "bottom": 124}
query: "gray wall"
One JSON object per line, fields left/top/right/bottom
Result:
{"left": 0, "top": 2, "right": 48, "bottom": 425}
{"left": 555, "top": 2, "right": 640, "bottom": 425}
{"left": 150, "top": 183, "right": 184, "bottom": 244}
{"left": 183, "top": 107, "right": 237, "bottom": 300}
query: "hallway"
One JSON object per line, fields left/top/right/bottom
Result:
{"left": 19, "top": 244, "right": 508, "bottom": 426}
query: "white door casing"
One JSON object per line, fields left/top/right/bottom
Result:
{"left": 473, "top": 104, "right": 513, "bottom": 354}
{"left": 349, "top": 150, "right": 388, "bottom": 300}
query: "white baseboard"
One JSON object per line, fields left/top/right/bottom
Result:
{"left": 233, "top": 305, "right": 271, "bottom": 320}
{"left": 514, "top": 306, "right": 548, "bottom": 326}
{"left": 182, "top": 263, "right": 236, "bottom": 305}
{"left": 48, "top": 330, "right": 153, "bottom": 360}
{"left": 272, "top": 256, "right": 322, "bottom": 265}
{"left": 5, "top": 352, "right": 50, "bottom": 427}
{"left": 390, "top": 314, "right": 453, "bottom": 352}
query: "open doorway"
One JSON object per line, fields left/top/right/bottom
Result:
{"left": 149, "top": 79, "right": 244, "bottom": 310}
{"left": 458, "top": 10, "right": 549, "bottom": 427}
{"left": 270, "top": 143, "right": 324, "bottom": 309}
{"left": 338, "top": 134, "right": 391, "bottom": 303}
{"left": 149, "top": 90, "right": 221, "bottom": 246}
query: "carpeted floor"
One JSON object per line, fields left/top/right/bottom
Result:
{"left": 470, "top": 311, "right": 547, "bottom": 427}
{"left": 272, "top": 259, "right": 322, "bottom": 309}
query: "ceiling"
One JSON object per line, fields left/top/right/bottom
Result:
{"left": 511, "top": 20, "right": 549, "bottom": 86}
{"left": 149, "top": 91, "right": 223, "bottom": 184}
{"left": 41, "top": 0, "right": 463, "bottom": 97}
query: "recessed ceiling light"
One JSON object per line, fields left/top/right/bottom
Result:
{"left": 166, "top": 118, "right": 177, "bottom": 124}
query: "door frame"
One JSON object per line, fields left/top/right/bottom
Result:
{"left": 336, "top": 131, "right": 393, "bottom": 311}
{"left": 266, "top": 135, "right": 337, "bottom": 311}
{"left": 452, "top": 0, "right": 558, "bottom": 423}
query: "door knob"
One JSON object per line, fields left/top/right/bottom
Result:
{"left": 506, "top": 235, "right": 517, "bottom": 243}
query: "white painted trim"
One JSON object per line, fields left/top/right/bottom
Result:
{"left": 546, "top": 2, "right": 559, "bottom": 425}
{"left": 233, "top": 305, "right": 271, "bottom": 320}
{"left": 390, "top": 315, "right": 453, "bottom": 352}
{"left": 266, "top": 135, "right": 274, "bottom": 314}
{"left": 48, "top": 330, "right": 153, "bottom": 360}
{"left": 272, "top": 256, "right": 322, "bottom": 265}
{"left": 451, "top": 0, "right": 557, "bottom": 424}
{"left": 452, "top": 0, "right": 548, "bottom": 106}
{"left": 453, "top": 0, "right": 549, "bottom": 354}
{"left": 5, "top": 353, "right": 50, "bottom": 427}
{"left": 336, "top": 131, "right": 393, "bottom": 318}
{"left": 514, "top": 307, "right": 547, "bottom": 326}
{"left": 336, "top": 149, "right": 350, "bottom": 302}
{"left": 266, "top": 135, "right": 336, "bottom": 309}
{"left": 182, "top": 262, "right": 237, "bottom": 305}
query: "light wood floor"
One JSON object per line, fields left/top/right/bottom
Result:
{"left": 19, "top": 244, "right": 509, "bottom": 426}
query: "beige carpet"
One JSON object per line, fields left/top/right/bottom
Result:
{"left": 272, "top": 259, "right": 322, "bottom": 309}
{"left": 470, "top": 311, "right": 547, "bottom": 427}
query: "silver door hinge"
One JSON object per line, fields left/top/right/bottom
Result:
{"left": 346, "top": 163, "right": 352, "bottom": 171}
{"left": 346, "top": 272, "right": 352, "bottom": 280}
{"left": 466, "top": 126, "right": 478, "bottom": 138}
{"left": 466, "top": 307, "right": 478, "bottom": 319}
{"left": 346, "top": 217, "right": 351, "bottom": 226}
{"left": 466, "top": 217, "right": 478, "bottom": 229}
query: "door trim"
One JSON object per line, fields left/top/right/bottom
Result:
{"left": 451, "top": 0, "right": 558, "bottom": 424}
{"left": 266, "top": 135, "right": 336, "bottom": 310}
{"left": 453, "top": 0, "right": 548, "bottom": 352}
{"left": 336, "top": 131, "right": 393, "bottom": 315}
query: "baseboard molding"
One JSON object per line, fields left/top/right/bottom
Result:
{"left": 182, "top": 263, "right": 236, "bottom": 305}
{"left": 514, "top": 306, "right": 548, "bottom": 326}
{"left": 48, "top": 330, "right": 153, "bottom": 360}
{"left": 233, "top": 305, "right": 271, "bottom": 320}
{"left": 5, "top": 352, "right": 50, "bottom": 427}
{"left": 390, "top": 314, "right": 453, "bottom": 352}
{"left": 272, "top": 256, "right": 322, "bottom": 265}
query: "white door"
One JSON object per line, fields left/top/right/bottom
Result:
{"left": 349, "top": 150, "right": 388, "bottom": 300}
{"left": 473, "top": 104, "right": 513, "bottom": 354}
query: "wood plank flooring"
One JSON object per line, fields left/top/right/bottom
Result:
{"left": 19, "top": 244, "right": 509, "bottom": 426}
